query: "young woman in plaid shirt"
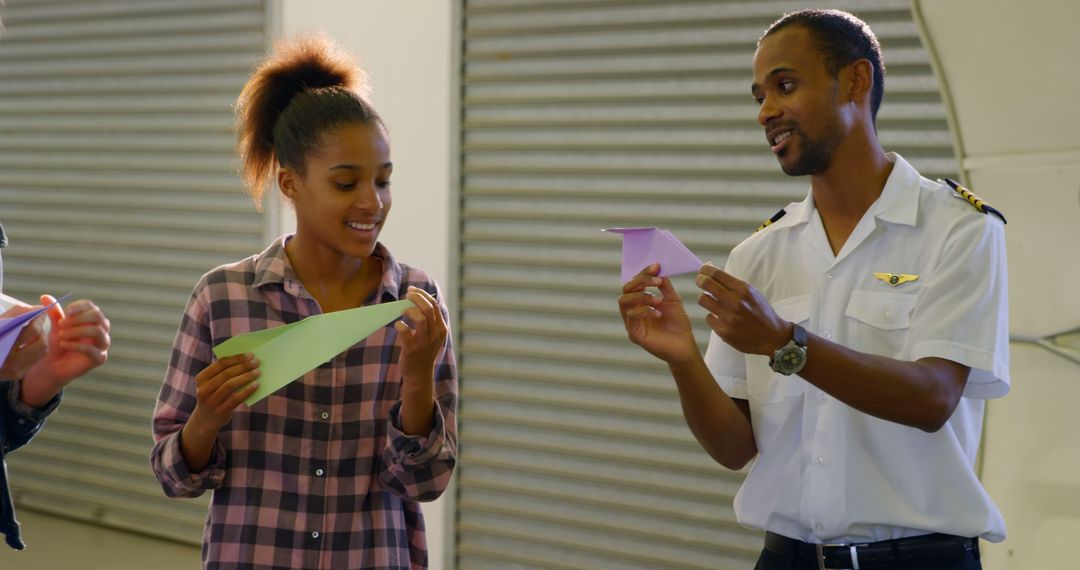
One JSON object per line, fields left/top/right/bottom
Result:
{"left": 150, "top": 36, "right": 458, "bottom": 570}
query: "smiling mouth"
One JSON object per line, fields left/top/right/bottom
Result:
{"left": 769, "top": 129, "right": 795, "bottom": 153}
{"left": 771, "top": 130, "right": 794, "bottom": 145}
{"left": 347, "top": 221, "right": 378, "bottom": 231}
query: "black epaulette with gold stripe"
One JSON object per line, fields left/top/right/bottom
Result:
{"left": 943, "top": 178, "right": 1006, "bottom": 224}
{"left": 755, "top": 208, "right": 787, "bottom": 233}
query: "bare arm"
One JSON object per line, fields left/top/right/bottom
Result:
{"left": 669, "top": 356, "right": 757, "bottom": 468}
{"left": 619, "top": 265, "right": 757, "bottom": 469}
{"left": 797, "top": 333, "right": 967, "bottom": 432}
{"left": 696, "top": 263, "right": 967, "bottom": 433}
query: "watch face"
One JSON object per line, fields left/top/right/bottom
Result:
{"left": 776, "top": 346, "right": 806, "bottom": 374}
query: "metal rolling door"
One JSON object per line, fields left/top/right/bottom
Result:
{"left": 0, "top": 0, "right": 267, "bottom": 544}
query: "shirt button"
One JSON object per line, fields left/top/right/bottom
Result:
{"left": 311, "top": 531, "right": 320, "bottom": 539}
{"left": 815, "top": 523, "right": 824, "bottom": 532}
{"left": 315, "top": 468, "right": 325, "bottom": 477}
{"left": 818, "top": 392, "right": 827, "bottom": 402}
{"left": 320, "top": 411, "right": 329, "bottom": 420}
{"left": 883, "top": 310, "right": 892, "bottom": 320}
{"left": 825, "top": 272, "right": 834, "bottom": 279}
{"left": 824, "top": 331, "right": 832, "bottom": 339}
{"left": 817, "top": 457, "right": 825, "bottom": 465}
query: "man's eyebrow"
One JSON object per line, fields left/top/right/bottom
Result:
{"left": 751, "top": 66, "right": 797, "bottom": 94}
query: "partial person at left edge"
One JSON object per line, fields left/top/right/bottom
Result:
{"left": 0, "top": 222, "right": 113, "bottom": 550}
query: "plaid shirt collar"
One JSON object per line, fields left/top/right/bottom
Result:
{"left": 251, "top": 235, "right": 405, "bottom": 303}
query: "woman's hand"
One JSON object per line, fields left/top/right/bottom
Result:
{"left": 188, "top": 353, "right": 261, "bottom": 434}
{"left": 395, "top": 286, "right": 447, "bottom": 435}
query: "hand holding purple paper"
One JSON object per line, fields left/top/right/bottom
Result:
{"left": 0, "top": 294, "right": 70, "bottom": 380}
{"left": 603, "top": 227, "right": 704, "bottom": 283}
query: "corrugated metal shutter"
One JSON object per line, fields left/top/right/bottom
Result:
{"left": 0, "top": 0, "right": 267, "bottom": 544}
{"left": 454, "top": 1, "right": 957, "bottom": 568}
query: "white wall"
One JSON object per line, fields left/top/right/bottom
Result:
{"left": 915, "top": 1, "right": 1080, "bottom": 568}
{"left": 275, "top": 1, "right": 455, "bottom": 568}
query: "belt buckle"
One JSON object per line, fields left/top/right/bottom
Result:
{"left": 815, "top": 543, "right": 850, "bottom": 570}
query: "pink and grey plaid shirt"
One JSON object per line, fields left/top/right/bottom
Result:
{"left": 150, "top": 236, "right": 457, "bottom": 570}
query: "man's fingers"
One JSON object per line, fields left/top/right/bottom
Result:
{"left": 698, "top": 263, "right": 746, "bottom": 293}
{"left": 697, "top": 291, "right": 727, "bottom": 315}
{"left": 625, "top": 305, "right": 660, "bottom": 321}
{"left": 618, "top": 291, "right": 660, "bottom": 313}
{"left": 621, "top": 264, "right": 662, "bottom": 294}
{"left": 656, "top": 276, "right": 683, "bottom": 302}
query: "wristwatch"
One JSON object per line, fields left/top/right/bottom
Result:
{"left": 769, "top": 323, "right": 808, "bottom": 375}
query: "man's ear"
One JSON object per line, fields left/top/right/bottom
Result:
{"left": 844, "top": 58, "right": 874, "bottom": 106}
{"left": 278, "top": 167, "right": 299, "bottom": 200}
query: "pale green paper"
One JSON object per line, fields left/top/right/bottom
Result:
{"left": 213, "top": 299, "right": 414, "bottom": 405}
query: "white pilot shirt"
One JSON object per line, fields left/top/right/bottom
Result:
{"left": 704, "top": 153, "right": 1009, "bottom": 544}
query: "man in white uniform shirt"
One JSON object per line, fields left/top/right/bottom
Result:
{"left": 618, "top": 9, "right": 1007, "bottom": 570}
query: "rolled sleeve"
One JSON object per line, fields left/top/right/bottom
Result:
{"left": 150, "top": 428, "right": 226, "bottom": 498}
{"left": 385, "top": 399, "right": 448, "bottom": 466}
{"left": 149, "top": 282, "right": 226, "bottom": 498}
{"left": 2, "top": 379, "right": 61, "bottom": 453}
{"left": 378, "top": 301, "right": 458, "bottom": 503}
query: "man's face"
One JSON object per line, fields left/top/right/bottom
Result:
{"left": 751, "top": 26, "right": 848, "bottom": 176}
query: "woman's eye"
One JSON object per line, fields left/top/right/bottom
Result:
{"left": 335, "top": 182, "right": 356, "bottom": 190}
{"left": 376, "top": 180, "right": 391, "bottom": 189}
{"left": 779, "top": 80, "right": 795, "bottom": 93}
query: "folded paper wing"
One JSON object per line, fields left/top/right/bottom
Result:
{"left": 603, "top": 227, "right": 704, "bottom": 283}
{"left": 0, "top": 294, "right": 69, "bottom": 366}
{"left": 213, "top": 299, "right": 413, "bottom": 405}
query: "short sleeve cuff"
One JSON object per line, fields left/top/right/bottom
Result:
{"left": 912, "top": 339, "right": 1010, "bottom": 399}
{"left": 386, "top": 399, "right": 446, "bottom": 466}
{"left": 716, "top": 375, "right": 749, "bottom": 400}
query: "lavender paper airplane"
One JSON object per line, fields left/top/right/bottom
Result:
{"left": 603, "top": 227, "right": 703, "bottom": 283}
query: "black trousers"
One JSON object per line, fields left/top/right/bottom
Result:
{"left": 754, "top": 533, "right": 982, "bottom": 570}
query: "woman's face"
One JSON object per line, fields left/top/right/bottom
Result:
{"left": 281, "top": 122, "right": 392, "bottom": 260}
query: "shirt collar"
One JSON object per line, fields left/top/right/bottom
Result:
{"left": 251, "top": 234, "right": 405, "bottom": 302}
{"left": 766, "top": 152, "right": 921, "bottom": 231}
{"left": 864, "top": 152, "right": 920, "bottom": 227}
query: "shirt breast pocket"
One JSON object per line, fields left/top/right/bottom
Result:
{"left": 844, "top": 290, "right": 916, "bottom": 357}
{"left": 746, "top": 295, "right": 810, "bottom": 404}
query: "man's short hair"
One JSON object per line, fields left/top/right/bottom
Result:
{"left": 761, "top": 9, "right": 885, "bottom": 123}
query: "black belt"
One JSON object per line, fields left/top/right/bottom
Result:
{"left": 764, "top": 531, "right": 979, "bottom": 569}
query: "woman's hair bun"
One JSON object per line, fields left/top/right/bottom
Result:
{"left": 236, "top": 35, "right": 372, "bottom": 206}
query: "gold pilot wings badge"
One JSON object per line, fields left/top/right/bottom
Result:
{"left": 874, "top": 272, "right": 919, "bottom": 286}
